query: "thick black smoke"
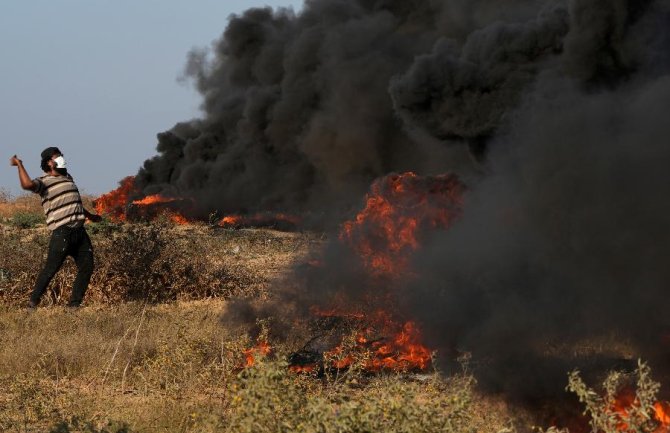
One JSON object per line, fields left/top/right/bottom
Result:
{"left": 405, "top": 73, "right": 670, "bottom": 398}
{"left": 136, "top": 0, "right": 554, "bottom": 216}
{"left": 141, "top": 0, "right": 670, "bottom": 399}
{"left": 396, "top": 0, "right": 670, "bottom": 398}
{"left": 390, "top": 3, "right": 568, "bottom": 142}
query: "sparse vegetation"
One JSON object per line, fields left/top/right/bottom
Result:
{"left": 0, "top": 217, "right": 318, "bottom": 305}
{"left": 9, "top": 211, "right": 45, "bottom": 229}
{"left": 0, "top": 301, "right": 517, "bottom": 433}
{"left": 0, "top": 196, "right": 649, "bottom": 432}
{"left": 0, "top": 192, "right": 43, "bottom": 221}
{"left": 225, "top": 359, "right": 476, "bottom": 433}
{"left": 568, "top": 361, "right": 663, "bottom": 433}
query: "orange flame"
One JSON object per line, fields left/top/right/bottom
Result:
{"left": 242, "top": 340, "right": 272, "bottom": 367}
{"left": 289, "top": 364, "right": 318, "bottom": 374}
{"left": 290, "top": 173, "right": 463, "bottom": 374}
{"left": 655, "top": 402, "right": 670, "bottom": 429}
{"left": 322, "top": 318, "right": 432, "bottom": 372}
{"left": 94, "top": 176, "right": 138, "bottom": 222}
{"left": 132, "top": 194, "right": 191, "bottom": 225}
{"left": 170, "top": 213, "right": 190, "bottom": 225}
{"left": 132, "top": 194, "right": 178, "bottom": 206}
{"left": 220, "top": 215, "right": 242, "bottom": 227}
{"left": 339, "top": 172, "right": 464, "bottom": 277}
{"left": 96, "top": 177, "right": 301, "bottom": 227}
{"left": 309, "top": 306, "right": 365, "bottom": 320}
{"left": 610, "top": 388, "right": 670, "bottom": 433}
{"left": 96, "top": 177, "right": 194, "bottom": 224}
{"left": 218, "top": 213, "right": 300, "bottom": 228}
{"left": 298, "top": 308, "right": 432, "bottom": 373}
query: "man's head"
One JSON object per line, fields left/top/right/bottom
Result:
{"left": 40, "top": 147, "right": 67, "bottom": 175}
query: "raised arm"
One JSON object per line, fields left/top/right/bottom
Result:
{"left": 9, "top": 155, "right": 38, "bottom": 192}
{"left": 83, "top": 207, "right": 102, "bottom": 222}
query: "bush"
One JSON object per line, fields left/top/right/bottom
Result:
{"left": 0, "top": 222, "right": 295, "bottom": 305}
{"left": 0, "top": 193, "right": 43, "bottom": 220}
{"left": 543, "top": 360, "right": 665, "bottom": 433}
{"left": 225, "top": 359, "right": 476, "bottom": 433}
{"left": 86, "top": 218, "right": 124, "bottom": 236}
{"left": 0, "top": 229, "right": 48, "bottom": 304}
{"left": 9, "top": 211, "right": 44, "bottom": 228}
{"left": 90, "top": 223, "right": 248, "bottom": 303}
{"left": 568, "top": 360, "right": 662, "bottom": 433}
{"left": 49, "top": 418, "right": 133, "bottom": 433}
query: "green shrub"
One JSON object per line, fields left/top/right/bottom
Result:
{"left": 9, "top": 211, "right": 44, "bottom": 228}
{"left": 226, "top": 359, "right": 476, "bottom": 433}
{"left": 568, "top": 360, "right": 661, "bottom": 433}
{"left": 86, "top": 218, "right": 124, "bottom": 235}
{"left": 543, "top": 360, "right": 664, "bottom": 433}
{"left": 49, "top": 418, "right": 133, "bottom": 433}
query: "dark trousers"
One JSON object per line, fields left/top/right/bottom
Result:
{"left": 31, "top": 226, "right": 94, "bottom": 306}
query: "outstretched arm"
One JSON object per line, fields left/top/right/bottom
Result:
{"left": 83, "top": 208, "right": 102, "bottom": 222}
{"left": 9, "top": 155, "right": 38, "bottom": 192}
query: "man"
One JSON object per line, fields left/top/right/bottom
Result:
{"left": 9, "top": 147, "right": 102, "bottom": 308}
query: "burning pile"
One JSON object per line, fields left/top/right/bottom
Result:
{"left": 243, "top": 339, "right": 272, "bottom": 368}
{"left": 94, "top": 176, "right": 137, "bottom": 222}
{"left": 555, "top": 363, "right": 670, "bottom": 433}
{"left": 93, "top": 176, "right": 193, "bottom": 224}
{"left": 127, "top": 194, "right": 193, "bottom": 224}
{"left": 287, "top": 309, "right": 432, "bottom": 374}
{"left": 340, "top": 172, "right": 465, "bottom": 278}
{"left": 258, "top": 172, "right": 465, "bottom": 374}
{"left": 610, "top": 389, "right": 670, "bottom": 433}
{"left": 94, "top": 176, "right": 299, "bottom": 228}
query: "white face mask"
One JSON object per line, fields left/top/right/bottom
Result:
{"left": 53, "top": 156, "right": 67, "bottom": 169}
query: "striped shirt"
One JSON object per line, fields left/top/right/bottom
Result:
{"left": 33, "top": 174, "right": 86, "bottom": 231}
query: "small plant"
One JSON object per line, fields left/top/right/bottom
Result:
{"left": 0, "top": 268, "right": 10, "bottom": 282}
{"left": 49, "top": 417, "right": 133, "bottom": 433}
{"left": 544, "top": 360, "right": 666, "bottom": 433}
{"left": 9, "top": 210, "right": 44, "bottom": 228}
{"left": 322, "top": 330, "right": 372, "bottom": 384}
{"left": 86, "top": 218, "right": 123, "bottom": 235}
{"left": 225, "top": 359, "right": 476, "bottom": 433}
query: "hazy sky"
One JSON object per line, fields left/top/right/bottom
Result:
{"left": 1, "top": 0, "right": 303, "bottom": 197}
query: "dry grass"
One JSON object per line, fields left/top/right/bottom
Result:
{"left": 0, "top": 196, "right": 576, "bottom": 432}
{"left": 0, "top": 301, "right": 236, "bottom": 432}
{"left": 0, "top": 190, "right": 42, "bottom": 218}
{"left": 0, "top": 191, "right": 44, "bottom": 228}
{"left": 0, "top": 301, "right": 522, "bottom": 432}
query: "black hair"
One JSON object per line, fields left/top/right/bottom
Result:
{"left": 40, "top": 147, "right": 61, "bottom": 172}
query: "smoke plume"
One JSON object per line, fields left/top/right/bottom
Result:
{"left": 139, "top": 0, "right": 670, "bottom": 399}
{"left": 136, "top": 0, "right": 555, "bottom": 215}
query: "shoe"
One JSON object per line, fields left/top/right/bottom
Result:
{"left": 66, "top": 302, "right": 81, "bottom": 309}
{"left": 25, "top": 300, "right": 38, "bottom": 311}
